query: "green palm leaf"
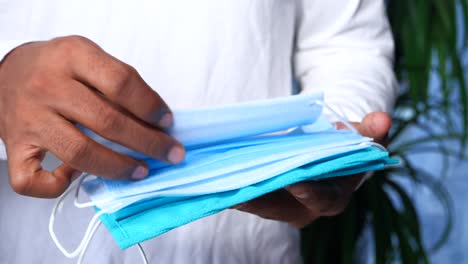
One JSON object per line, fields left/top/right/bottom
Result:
{"left": 301, "top": 0, "right": 467, "bottom": 263}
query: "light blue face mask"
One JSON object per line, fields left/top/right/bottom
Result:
{"left": 48, "top": 92, "right": 398, "bottom": 263}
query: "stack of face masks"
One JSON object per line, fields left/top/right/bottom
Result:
{"left": 49, "top": 92, "right": 398, "bottom": 262}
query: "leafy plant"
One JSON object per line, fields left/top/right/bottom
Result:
{"left": 301, "top": 0, "right": 468, "bottom": 263}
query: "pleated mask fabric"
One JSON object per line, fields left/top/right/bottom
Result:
{"left": 48, "top": 92, "right": 398, "bottom": 261}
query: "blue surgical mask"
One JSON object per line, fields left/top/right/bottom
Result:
{"left": 48, "top": 92, "right": 398, "bottom": 262}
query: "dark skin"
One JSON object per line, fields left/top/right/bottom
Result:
{"left": 0, "top": 36, "right": 186, "bottom": 198}
{"left": 0, "top": 35, "right": 391, "bottom": 227}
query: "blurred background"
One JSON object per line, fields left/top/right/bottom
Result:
{"left": 301, "top": 0, "right": 468, "bottom": 263}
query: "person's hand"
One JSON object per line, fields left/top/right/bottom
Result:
{"left": 232, "top": 112, "right": 391, "bottom": 228}
{"left": 0, "top": 36, "right": 185, "bottom": 198}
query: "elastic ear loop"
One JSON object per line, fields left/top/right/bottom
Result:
{"left": 360, "top": 141, "right": 386, "bottom": 151}
{"left": 312, "top": 101, "right": 358, "bottom": 134}
{"left": 49, "top": 175, "right": 108, "bottom": 258}
{"left": 75, "top": 222, "right": 149, "bottom": 264}
{"left": 73, "top": 181, "right": 148, "bottom": 214}
{"left": 73, "top": 176, "right": 116, "bottom": 209}
{"left": 49, "top": 175, "right": 149, "bottom": 264}
{"left": 353, "top": 141, "right": 390, "bottom": 192}
{"left": 137, "top": 244, "right": 149, "bottom": 264}
{"left": 76, "top": 222, "right": 101, "bottom": 264}
{"left": 73, "top": 176, "right": 140, "bottom": 214}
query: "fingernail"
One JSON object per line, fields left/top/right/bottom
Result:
{"left": 131, "top": 166, "right": 148, "bottom": 180}
{"left": 71, "top": 171, "right": 82, "bottom": 182}
{"left": 294, "top": 192, "right": 310, "bottom": 200}
{"left": 158, "top": 113, "right": 173, "bottom": 128}
{"left": 286, "top": 185, "right": 311, "bottom": 200}
{"left": 167, "top": 145, "right": 185, "bottom": 164}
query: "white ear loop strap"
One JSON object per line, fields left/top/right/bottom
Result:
{"left": 49, "top": 179, "right": 106, "bottom": 258}
{"left": 75, "top": 222, "right": 149, "bottom": 264}
{"left": 49, "top": 174, "right": 115, "bottom": 258}
{"left": 76, "top": 221, "right": 101, "bottom": 264}
{"left": 137, "top": 244, "right": 149, "bottom": 264}
{"left": 75, "top": 222, "right": 148, "bottom": 264}
{"left": 73, "top": 175, "right": 116, "bottom": 208}
{"left": 313, "top": 101, "right": 358, "bottom": 134}
{"left": 50, "top": 175, "right": 150, "bottom": 264}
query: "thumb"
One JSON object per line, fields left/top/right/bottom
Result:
{"left": 353, "top": 112, "right": 391, "bottom": 144}
{"left": 6, "top": 143, "right": 81, "bottom": 198}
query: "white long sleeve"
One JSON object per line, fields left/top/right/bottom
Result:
{"left": 295, "top": 0, "right": 398, "bottom": 122}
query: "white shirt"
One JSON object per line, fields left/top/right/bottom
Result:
{"left": 0, "top": 1, "right": 397, "bottom": 263}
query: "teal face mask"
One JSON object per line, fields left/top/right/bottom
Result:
{"left": 48, "top": 93, "right": 398, "bottom": 262}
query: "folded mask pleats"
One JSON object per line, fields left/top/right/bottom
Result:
{"left": 82, "top": 130, "right": 370, "bottom": 208}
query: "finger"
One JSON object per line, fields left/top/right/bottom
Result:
{"left": 232, "top": 190, "right": 316, "bottom": 228}
{"left": 286, "top": 177, "right": 358, "bottom": 217}
{"left": 55, "top": 80, "right": 184, "bottom": 164}
{"left": 54, "top": 36, "right": 173, "bottom": 128}
{"left": 337, "top": 112, "right": 391, "bottom": 144}
{"left": 6, "top": 144, "right": 80, "bottom": 198}
{"left": 357, "top": 112, "right": 391, "bottom": 140}
{"left": 39, "top": 115, "right": 149, "bottom": 181}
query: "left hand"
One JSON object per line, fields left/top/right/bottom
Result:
{"left": 232, "top": 112, "right": 391, "bottom": 228}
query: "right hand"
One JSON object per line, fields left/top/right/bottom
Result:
{"left": 0, "top": 36, "right": 185, "bottom": 198}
